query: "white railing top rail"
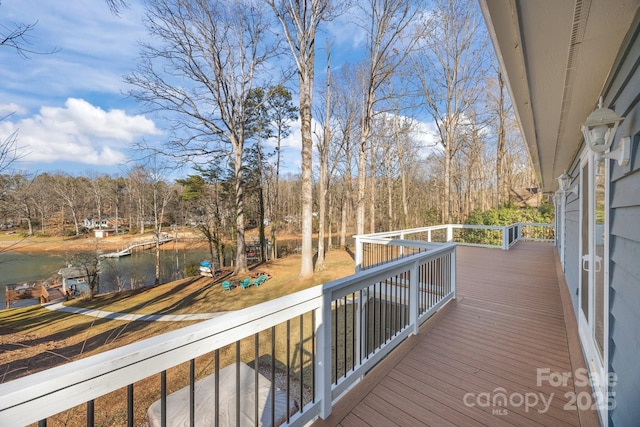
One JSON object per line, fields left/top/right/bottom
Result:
{"left": 0, "top": 285, "right": 324, "bottom": 425}
{"left": 328, "top": 243, "right": 456, "bottom": 300}
{"left": 355, "top": 237, "right": 444, "bottom": 249}
{"left": 0, "top": 243, "right": 457, "bottom": 426}
{"left": 355, "top": 223, "right": 555, "bottom": 251}
{"left": 354, "top": 224, "right": 450, "bottom": 239}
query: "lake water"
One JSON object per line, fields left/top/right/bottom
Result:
{"left": 0, "top": 249, "right": 211, "bottom": 308}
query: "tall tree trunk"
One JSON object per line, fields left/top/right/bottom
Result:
{"left": 299, "top": 71, "right": 314, "bottom": 277}
{"left": 234, "top": 142, "right": 248, "bottom": 274}
{"left": 316, "top": 44, "right": 331, "bottom": 272}
{"left": 356, "top": 130, "right": 369, "bottom": 235}
{"left": 340, "top": 194, "right": 347, "bottom": 248}
{"left": 443, "top": 144, "right": 451, "bottom": 223}
{"left": 496, "top": 70, "right": 508, "bottom": 206}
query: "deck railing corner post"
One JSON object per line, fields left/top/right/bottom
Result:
{"left": 316, "top": 292, "right": 333, "bottom": 419}
{"left": 410, "top": 259, "right": 419, "bottom": 335}
{"left": 502, "top": 227, "right": 509, "bottom": 250}
{"left": 354, "top": 236, "right": 363, "bottom": 273}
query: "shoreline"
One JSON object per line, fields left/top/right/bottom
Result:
{"left": 0, "top": 234, "right": 209, "bottom": 253}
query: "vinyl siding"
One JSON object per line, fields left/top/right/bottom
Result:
{"left": 601, "top": 13, "right": 640, "bottom": 426}
{"left": 558, "top": 10, "right": 640, "bottom": 426}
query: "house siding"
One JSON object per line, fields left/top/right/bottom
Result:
{"left": 559, "top": 11, "right": 640, "bottom": 426}
{"left": 605, "top": 16, "right": 640, "bottom": 426}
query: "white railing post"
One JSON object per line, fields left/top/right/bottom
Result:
{"left": 451, "top": 246, "right": 457, "bottom": 299}
{"left": 502, "top": 227, "right": 509, "bottom": 250}
{"left": 354, "top": 236, "right": 363, "bottom": 273}
{"left": 446, "top": 225, "right": 453, "bottom": 242}
{"left": 316, "top": 294, "right": 333, "bottom": 419}
{"left": 427, "top": 229, "right": 432, "bottom": 242}
{"left": 409, "top": 259, "right": 419, "bottom": 336}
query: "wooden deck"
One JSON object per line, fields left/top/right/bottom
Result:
{"left": 314, "top": 242, "right": 601, "bottom": 427}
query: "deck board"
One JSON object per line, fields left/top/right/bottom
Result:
{"left": 314, "top": 242, "right": 601, "bottom": 426}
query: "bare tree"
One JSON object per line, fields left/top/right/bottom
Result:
{"left": 127, "top": 0, "right": 280, "bottom": 275}
{"left": 412, "top": 0, "right": 488, "bottom": 223}
{"left": 353, "top": 0, "right": 419, "bottom": 235}
{"left": 105, "top": 0, "right": 128, "bottom": 14}
{"left": 0, "top": 12, "right": 57, "bottom": 58}
{"left": 0, "top": 125, "right": 21, "bottom": 174}
{"left": 267, "top": 0, "right": 336, "bottom": 277}
{"left": 484, "top": 67, "right": 511, "bottom": 206}
{"left": 52, "top": 175, "right": 89, "bottom": 236}
{"left": 148, "top": 160, "right": 175, "bottom": 285}
{"left": 69, "top": 250, "right": 101, "bottom": 300}
{"left": 314, "top": 42, "right": 332, "bottom": 271}
{"left": 264, "top": 85, "right": 297, "bottom": 260}
{"left": 331, "top": 64, "right": 360, "bottom": 247}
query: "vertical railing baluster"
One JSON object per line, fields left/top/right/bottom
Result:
{"left": 270, "top": 328, "right": 275, "bottom": 427}
{"left": 189, "top": 360, "right": 195, "bottom": 427}
{"left": 373, "top": 282, "right": 378, "bottom": 351}
{"left": 215, "top": 349, "right": 220, "bottom": 427}
{"left": 385, "top": 280, "right": 389, "bottom": 340}
{"left": 343, "top": 295, "right": 347, "bottom": 378}
{"left": 87, "top": 399, "right": 94, "bottom": 427}
{"left": 235, "top": 342, "right": 240, "bottom": 427}
{"left": 254, "top": 334, "right": 259, "bottom": 426}
{"left": 299, "top": 314, "right": 304, "bottom": 411}
{"left": 390, "top": 277, "right": 395, "bottom": 337}
{"left": 161, "top": 370, "right": 167, "bottom": 427}
{"left": 127, "top": 384, "right": 134, "bottom": 427}
{"left": 312, "top": 311, "right": 316, "bottom": 404}
{"left": 351, "top": 292, "right": 356, "bottom": 371}
{"left": 286, "top": 319, "right": 291, "bottom": 423}
{"left": 331, "top": 301, "right": 340, "bottom": 384}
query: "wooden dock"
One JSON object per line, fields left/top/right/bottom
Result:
{"left": 100, "top": 237, "right": 173, "bottom": 258}
{"left": 5, "top": 282, "right": 66, "bottom": 309}
{"left": 313, "top": 242, "right": 601, "bottom": 427}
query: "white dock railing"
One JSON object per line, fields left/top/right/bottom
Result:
{"left": 0, "top": 244, "right": 456, "bottom": 426}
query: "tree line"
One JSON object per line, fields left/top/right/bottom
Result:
{"left": 1, "top": 0, "right": 540, "bottom": 278}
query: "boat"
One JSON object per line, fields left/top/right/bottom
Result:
{"left": 199, "top": 260, "right": 218, "bottom": 277}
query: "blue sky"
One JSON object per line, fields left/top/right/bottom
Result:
{"left": 0, "top": 1, "right": 435, "bottom": 179}
{"left": 0, "top": 1, "right": 163, "bottom": 176}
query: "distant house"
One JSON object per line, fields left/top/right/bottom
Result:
{"left": 509, "top": 187, "right": 542, "bottom": 208}
{"left": 83, "top": 217, "right": 110, "bottom": 229}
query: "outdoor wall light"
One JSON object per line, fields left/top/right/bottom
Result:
{"left": 581, "top": 97, "right": 629, "bottom": 166}
{"left": 557, "top": 171, "right": 570, "bottom": 192}
{"left": 557, "top": 171, "right": 577, "bottom": 195}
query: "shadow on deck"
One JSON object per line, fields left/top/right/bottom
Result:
{"left": 314, "top": 242, "right": 601, "bottom": 427}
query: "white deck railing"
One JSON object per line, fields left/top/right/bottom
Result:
{"left": 0, "top": 244, "right": 456, "bottom": 426}
{"left": 354, "top": 222, "right": 554, "bottom": 270}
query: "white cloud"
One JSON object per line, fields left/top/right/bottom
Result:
{"left": 0, "top": 103, "right": 27, "bottom": 116}
{"left": 0, "top": 98, "right": 161, "bottom": 166}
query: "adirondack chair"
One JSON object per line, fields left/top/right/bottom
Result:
{"left": 251, "top": 274, "right": 267, "bottom": 286}
{"left": 240, "top": 278, "right": 252, "bottom": 289}
{"left": 221, "top": 281, "right": 233, "bottom": 291}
